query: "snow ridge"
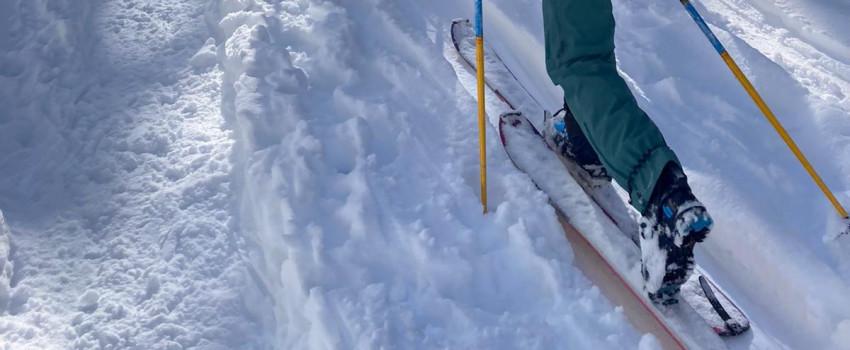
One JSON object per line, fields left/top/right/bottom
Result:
{"left": 216, "top": 0, "right": 643, "bottom": 348}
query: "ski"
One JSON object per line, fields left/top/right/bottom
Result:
{"left": 448, "top": 18, "right": 750, "bottom": 341}
{"left": 698, "top": 276, "right": 748, "bottom": 336}
{"left": 498, "top": 112, "right": 729, "bottom": 349}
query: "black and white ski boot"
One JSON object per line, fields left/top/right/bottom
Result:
{"left": 640, "top": 165, "right": 712, "bottom": 305}
{"left": 542, "top": 105, "right": 611, "bottom": 188}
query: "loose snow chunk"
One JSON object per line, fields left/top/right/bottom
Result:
{"left": 638, "top": 334, "right": 662, "bottom": 350}
{"left": 78, "top": 290, "right": 100, "bottom": 313}
{"left": 190, "top": 38, "right": 218, "bottom": 70}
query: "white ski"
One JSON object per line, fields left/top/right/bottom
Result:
{"left": 448, "top": 18, "right": 750, "bottom": 348}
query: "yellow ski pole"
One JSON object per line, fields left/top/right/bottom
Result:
{"left": 475, "top": 0, "right": 488, "bottom": 214}
{"left": 679, "top": 0, "right": 849, "bottom": 236}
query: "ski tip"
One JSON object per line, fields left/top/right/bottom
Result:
{"left": 499, "top": 111, "right": 524, "bottom": 126}
{"left": 697, "top": 275, "right": 751, "bottom": 336}
{"left": 725, "top": 320, "right": 751, "bottom": 336}
{"left": 714, "top": 320, "right": 750, "bottom": 336}
{"left": 499, "top": 111, "right": 545, "bottom": 141}
{"left": 498, "top": 112, "right": 523, "bottom": 146}
{"left": 450, "top": 19, "right": 471, "bottom": 52}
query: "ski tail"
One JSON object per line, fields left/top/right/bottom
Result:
{"left": 698, "top": 275, "right": 751, "bottom": 336}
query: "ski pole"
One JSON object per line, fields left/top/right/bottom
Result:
{"left": 678, "top": 0, "right": 850, "bottom": 237}
{"left": 475, "top": 0, "right": 488, "bottom": 214}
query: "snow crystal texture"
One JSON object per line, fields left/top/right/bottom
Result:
{"left": 0, "top": 0, "right": 849, "bottom": 349}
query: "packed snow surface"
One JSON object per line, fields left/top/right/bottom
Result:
{"left": 0, "top": 0, "right": 848, "bottom": 349}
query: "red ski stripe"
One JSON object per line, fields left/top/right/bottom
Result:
{"left": 558, "top": 214, "right": 689, "bottom": 350}
{"left": 499, "top": 117, "right": 688, "bottom": 349}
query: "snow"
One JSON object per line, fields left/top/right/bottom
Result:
{"left": 0, "top": 0, "right": 848, "bottom": 349}
{"left": 0, "top": 211, "right": 11, "bottom": 314}
{"left": 640, "top": 334, "right": 664, "bottom": 350}
{"left": 0, "top": 0, "right": 265, "bottom": 348}
{"left": 218, "top": 1, "right": 642, "bottom": 348}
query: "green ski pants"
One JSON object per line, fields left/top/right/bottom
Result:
{"left": 542, "top": 0, "right": 681, "bottom": 213}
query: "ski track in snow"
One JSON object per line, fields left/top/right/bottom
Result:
{"left": 0, "top": 0, "right": 849, "bottom": 349}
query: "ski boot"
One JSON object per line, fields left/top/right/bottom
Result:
{"left": 542, "top": 104, "right": 611, "bottom": 188}
{"left": 640, "top": 164, "right": 713, "bottom": 305}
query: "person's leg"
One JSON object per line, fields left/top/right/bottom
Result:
{"left": 541, "top": 0, "right": 677, "bottom": 214}
{"left": 542, "top": 0, "right": 713, "bottom": 304}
